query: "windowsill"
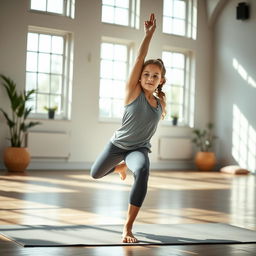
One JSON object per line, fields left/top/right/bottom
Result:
{"left": 28, "top": 9, "right": 75, "bottom": 19}
{"left": 28, "top": 117, "right": 71, "bottom": 122}
{"left": 160, "top": 120, "right": 191, "bottom": 128}
{"left": 101, "top": 21, "right": 139, "bottom": 30}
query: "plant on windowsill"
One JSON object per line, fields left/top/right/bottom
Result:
{"left": 44, "top": 106, "right": 58, "bottom": 119}
{"left": 192, "top": 123, "right": 217, "bottom": 171}
{"left": 171, "top": 113, "right": 179, "bottom": 126}
{"left": 0, "top": 74, "right": 41, "bottom": 172}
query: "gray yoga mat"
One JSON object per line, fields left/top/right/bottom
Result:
{"left": 0, "top": 223, "right": 256, "bottom": 247}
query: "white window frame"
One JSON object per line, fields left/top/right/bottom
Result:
{"left": 99, "top": 37, "right": 133, "bottom": 122}
{"left": 101, "top": 0, "right": 140, "bottom": 29}
{"left": 162, "top": 0, "right": 197, "bottom": 39}
{"left": 29, "top": 0, "right": 75, "bottom": 19}
{"left": 161, "top": 48, "right": 195, "bottom": 127}
{"left": 25, "top": 26, "right": 73, "bottom": 120}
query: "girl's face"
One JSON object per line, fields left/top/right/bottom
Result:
{"left": 140, "top": 64, "right": 164, "bottom": 93}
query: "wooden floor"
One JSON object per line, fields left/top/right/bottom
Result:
{"left": 0, "top": 169, "right": 255, "bottom": 255}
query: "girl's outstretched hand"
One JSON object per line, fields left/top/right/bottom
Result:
{"left": 144, "top": 13, "right": 156, "bottom": 36}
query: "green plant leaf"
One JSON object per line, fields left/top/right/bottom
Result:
{"left": 0, "top": 108, "right": 15, "bottom": 128}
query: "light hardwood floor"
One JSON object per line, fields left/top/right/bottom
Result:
{"left": 0, "top": 169, "right": 255, "bottom": 256}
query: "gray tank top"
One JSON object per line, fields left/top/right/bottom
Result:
{"left": 111, "top": 91, "right": 162, "bottom": 152}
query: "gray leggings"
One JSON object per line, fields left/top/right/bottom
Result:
{"left": 90, "top": 142, "right": 150, "bottom": 207}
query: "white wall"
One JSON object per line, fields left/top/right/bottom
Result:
{"left": 212, "top": 0, "right": 256, "bottom": 172}
{"left": 0, "top": 0, "right": 212, "bottom": 170}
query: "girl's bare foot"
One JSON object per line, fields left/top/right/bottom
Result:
{"left": 114, "top": 162, "right": 127, "bottom": 180}
{"left": 122, "top": 229, "right": 138, "bottom": 243}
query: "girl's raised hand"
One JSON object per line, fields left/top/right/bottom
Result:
{"left": 144, "top": 13, "right": 156, "bottom": 36}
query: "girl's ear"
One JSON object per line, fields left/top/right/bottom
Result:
{"left": 159, "top": 77, "right": 164, "bottom": 85}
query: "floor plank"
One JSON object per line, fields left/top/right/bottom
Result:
{"left": 0, "top": 169, "right": 255, "bottom": 255}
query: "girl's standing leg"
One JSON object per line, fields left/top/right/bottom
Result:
{"left": 122, "top": 148, "right": 150, "bottom": 243}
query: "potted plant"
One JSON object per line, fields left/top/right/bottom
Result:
{"left": 171, "top": 114, "right": 179, "bottom": 126}
{"left": 192, "top": 123, "right": 217, "bottom": 171}
{"left": 44, "top": 106, "right": 58, "bottom": 119}
{"left": 0, "top": 74, "right": 41, "bottom": 172}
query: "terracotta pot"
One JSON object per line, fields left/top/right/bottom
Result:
{"left": 195, "top": 151, "right": 216, "bottom": 171}
{"left": 3, "top": 147, "right": 30, "bottom": 172}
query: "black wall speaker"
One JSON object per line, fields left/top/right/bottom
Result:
{"left": 236, "top": 2, "right": 250, "bottom": 20}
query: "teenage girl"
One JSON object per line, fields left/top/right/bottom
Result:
{"left": 91, "top": 13, "right": 167, "bottom": 243}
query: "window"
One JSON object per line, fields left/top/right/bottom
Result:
{"left": 99, "top": 40, "right": 131, "bottom": 119}
{"left": 162, "top": 50, "right": 194, "bottom": 125}
{"left": 25, "top": 27, "right": 73, "bottom": 120}
{"left": 101, "top": 0, "right": 140, "bottom": 29}
{"left": 163, "top": 0, "right": 197, "bottom": 39}
{"left": 30, "top": 0, "right": 75, "bottom": 18}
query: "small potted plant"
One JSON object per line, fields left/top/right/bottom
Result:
{"left": 171, "top": 113, "right": 179, "bottom": 126}
{"left": 192, "top": 123, "right": 217, "bottom": 171}
{"left": 44, "top": 106, "right": 58, "bottom": 119}
{"left": 0, "top": 74, "right": 41, "bottom": 172}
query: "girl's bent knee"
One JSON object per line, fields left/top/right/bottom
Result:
{"left": 90, "top": 166, "right": 100, "bottom": 179}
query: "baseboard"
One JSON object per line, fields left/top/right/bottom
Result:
{"left": 0, "top": 160, "right": 195, "bottom": 171}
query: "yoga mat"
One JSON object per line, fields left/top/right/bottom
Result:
{"left": 0, "top": 223, "right": 256, "bottom": 247}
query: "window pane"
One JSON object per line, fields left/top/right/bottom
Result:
{"left": 39, "top": 34, "right": 51, "bottom": 53}
{"left": 101, "top": 60, "right": 113, "bottom": 79}
{"left": 100, "top": 98, "right": 111, "bottom": 117}
{"left": 115, "top": 0, "right": 129, "bottom": 8}
{"left": 100, "top": 41, "right": 128, "bottom": 119}
{"left": 27, "top": 33, "right": 38, "bottom": 51}
{"left": 102, "top": 6, "right": 114, "bottom": 23}
{"left": 163, "top": 17, "right": 172, "bottom": 34}
{"left": 163, "top": 85, "right": 172, "bottom": 103}
{"left": 27, "top": 52, "right": 38, "bottom": 72}
{"left": 112, "top": 80, "right": 125, "bottom": 98}
{"left": 114, "top": 44, "right": 127, "bottom": 61}
{"left": 163, "top": 0, "right": 172, "bottom": 16}
{"left": 26, "top": 72, "right": 37, "bottom": 91}
{"left": 113, "top": 61, "right": 126, "bottom": 80}
{"left": 171, "top": 69, "right": 184, "bottom": 85}
{"left": 162, "top": 51, "right": 172, "bottom": 67}
{"left": 51, "top": 75, "right": 62, "bottom": 94}
{"left": 52, "top": 36, "right": 64, "bottom": 54}
{"left": 115, "top": 8, "right": 129, "bottom": 26}
{"left": 47, "top": 0, "right": 64, "bottom": 14}
{"left": 100, "top": 79, "right": 113, "bottom": 98}
{"left": 50, "top": 95, "right": 61, "bottom": 112}
{"left": 31, "top": 0, "right": 46, "bottom": 11}
{"left": 38, "top": 53, "right": 50, "bottom": 73}
{"left": 26, "top": 95, "right": 36, "bottom": 113}
{"left": 38, "top": 73, "right": 50, "bottom": 93}
{"left": 174, "top": 0, "right": 186, "bottom": 19}
{"left": 112, "top": 99, "right": 123, "bottom": 117}
{"left": 102, "top": 0, "right": 115, "bottom": 5}
{"left": 170, "top": 104, "right": 181, "bottom": 117}
{"left": 172, "top": 19, "right": 185, "bottom": 36}
{"left": 173, "top": 53, "right": 185, "bottom": 68}
{"left": 165, "top": 67, "right": 172, "bottom": 82}
{"left": 37, "top": 94, "right": 49, "bottom": 112}
{"left": 101, "top": 43, "right": 114, "bottom": 60}
{"left": 171, "top": 86, "right": 183, "bottom": 104}
{"left": 51, "top": 55, "right": 63, "bottom": 74}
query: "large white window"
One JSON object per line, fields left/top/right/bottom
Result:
{"left": 25, "top": 27, "right": 73, "bottom": 120}
{"left": 99, "top": 40, "right": 131, "bottom": 119}
{"left": 101, "top": 0, "right": 140, "bottom": 29}
{"left": 163, "top": 0, "right": 197, "bottom": 39}
{"left": 30, "top": 0, "right": 75, "bottom": 18}
{"left": 162, "top": 50, "right": 194, "bottom": 126}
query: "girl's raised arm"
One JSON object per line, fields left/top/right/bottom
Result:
{"left": 124, "top": 13, "right": 156, "bottom": 105}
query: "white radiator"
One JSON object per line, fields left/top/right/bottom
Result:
{"left": 27, "top": 131, "right": 70, "bottom": 158}
{"left": 159, "top": 137, "right": 192, "bottom": 160}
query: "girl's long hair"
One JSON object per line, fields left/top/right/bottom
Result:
{"left": 142, "top": 59, "right": 167, "bottom": 119}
